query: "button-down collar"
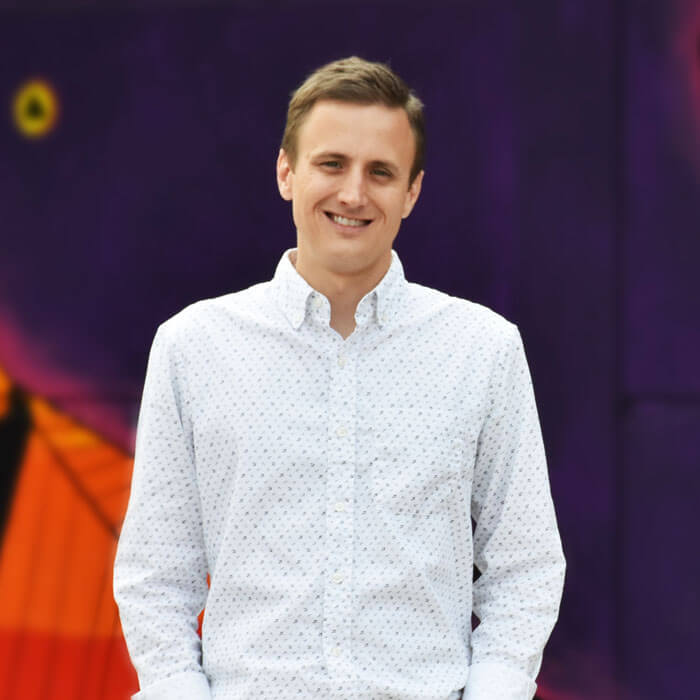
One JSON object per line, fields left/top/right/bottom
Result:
{"left": 270, "top": 247, "right": 406, "bottom": 332}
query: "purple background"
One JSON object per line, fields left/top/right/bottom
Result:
{"left": 1, "top": 1, "right": 699, "bottom": 698}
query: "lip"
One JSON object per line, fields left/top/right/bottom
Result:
{"left": 323, "top": 210, "right": 373, "bottom": 235}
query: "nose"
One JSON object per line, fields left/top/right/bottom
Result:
{"left": 338, "top": 168, "right": 368, "bottom": 209}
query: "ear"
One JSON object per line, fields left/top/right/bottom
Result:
{"left": 276, "top": 148, "right": 294, "bottom": 201}
{"left": 401, "top": 169, "right": 424, "bottom": 219}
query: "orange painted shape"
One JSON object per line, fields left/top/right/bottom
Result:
{"left": 0, "top": 393, "right": 134, "bottom": 637}
{"left": 0, "top": 367, "right": 140, "bottom": 696}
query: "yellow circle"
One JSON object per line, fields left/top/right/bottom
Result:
{"left": 12, "top": 78, "right": 59, "bottom": 139}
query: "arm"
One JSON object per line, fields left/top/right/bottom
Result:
{"left": 113, "top": 322, "right": 211, "bottom": 700}
{"left": 464, "top": 325, "right": 565, "bottom": 700}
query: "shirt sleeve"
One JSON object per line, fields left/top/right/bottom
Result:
{"left": 113, "top": 322, "right": 212, "bottom": 700}
{"left": 464, "top": 325, "right": 566, "bottom": 700}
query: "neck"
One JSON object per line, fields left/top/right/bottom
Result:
{"left": 290, "top": 247, "right": 391, "bottom": 338}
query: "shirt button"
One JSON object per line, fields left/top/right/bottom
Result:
{"left": 332, "top": 572, "right": 343, "bottom": 584}
{"left": 334, "top": 501, "right": 346, "bottom": 512}
{"left": 336, "top": 426, "right": 348, "bottom": 437}
{"left": 331, "top": 646, "right": 341, "bottom": 657}
{"left": 337, "top": 355, "right": 346, "bottom": 368}
{"left": 313, "top": 296, "right": 322, "bottom": 309}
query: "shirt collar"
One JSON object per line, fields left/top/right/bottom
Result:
{"left": 271, "top": 247, "right": 407, "bottom": 331}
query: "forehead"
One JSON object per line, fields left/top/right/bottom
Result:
{"left": 296, "top": 100, "right": 415, "bottom": 169}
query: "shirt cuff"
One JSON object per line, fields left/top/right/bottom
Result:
{"left": 463, "top": 662, "right": 537, "bottom": 700}
{"left": 133, "top": 671, "right": 212, "bottom": 700}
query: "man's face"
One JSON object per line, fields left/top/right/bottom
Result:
{"left": 276, "top": 100, "right": 423, "bottom": 279}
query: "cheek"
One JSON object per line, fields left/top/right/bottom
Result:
{"left": 298, "top": 182, "right": 327, "bottom": 214}
{"left": 387, "top": 194, "right": 408, "bottom": 220}
{"left": 291, "top": 190, "right": 324, "bottom": 231}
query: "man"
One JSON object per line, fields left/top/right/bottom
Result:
{"left": 114, "top": 56, "right": 565, "bottom": 700}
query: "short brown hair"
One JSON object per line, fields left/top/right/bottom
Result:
{"left": 281, "top": 56, "right": 425, "bottom": 186}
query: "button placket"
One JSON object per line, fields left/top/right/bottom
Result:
{"left": 322, "top": 335, "right": 357, "bottom": 676}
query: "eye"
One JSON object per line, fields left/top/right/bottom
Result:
{"left": 372, "top": 168, "right": 392, "bottom": 178}
{"left": 320, "top": 160, "right": 341, "bottom": 169}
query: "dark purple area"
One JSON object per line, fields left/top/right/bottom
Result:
{"left": 624, "top": 4, "right": 700, "bottom": 394}
{"left": 1, "top": 1, "right": 699, "bottom": 698}
{"left": 622, "top": 402, "right": 700, "bottom": 699}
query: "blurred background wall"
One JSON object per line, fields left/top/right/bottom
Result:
{"left": 1, "top": 1, "right": 699, "bottom": 698}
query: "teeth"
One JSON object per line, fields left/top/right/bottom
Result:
{"left": 331, "top": 214, "right": 367, "bottom": 227}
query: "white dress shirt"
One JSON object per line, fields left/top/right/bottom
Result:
{"left": 113, "top": 247, "right": 565, "bottom": 700}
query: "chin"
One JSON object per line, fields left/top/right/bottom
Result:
{"left": 330, "top": 248, "right": 385, "bottom": 274}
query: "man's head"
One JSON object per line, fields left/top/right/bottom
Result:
{"left": 281, "top": 56, "right": 425, "bottom": 187}
{"left": 276, "top": 57, "right": 425, "bottom": 285}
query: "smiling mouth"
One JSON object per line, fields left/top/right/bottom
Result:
{"left": 325, "top": 211, "right": 372, "bottom": 228}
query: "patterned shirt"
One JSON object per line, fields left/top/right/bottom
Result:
{"left": 113, "top": 248, "right": 565, "bottom": 700}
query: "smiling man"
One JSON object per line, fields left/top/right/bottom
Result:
{"left": 114, "top": 57, "right": 565, "bottom": 700}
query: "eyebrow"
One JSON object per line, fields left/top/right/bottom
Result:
{"left": 312, "top": 151, "right": 400, "bottom": 172}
